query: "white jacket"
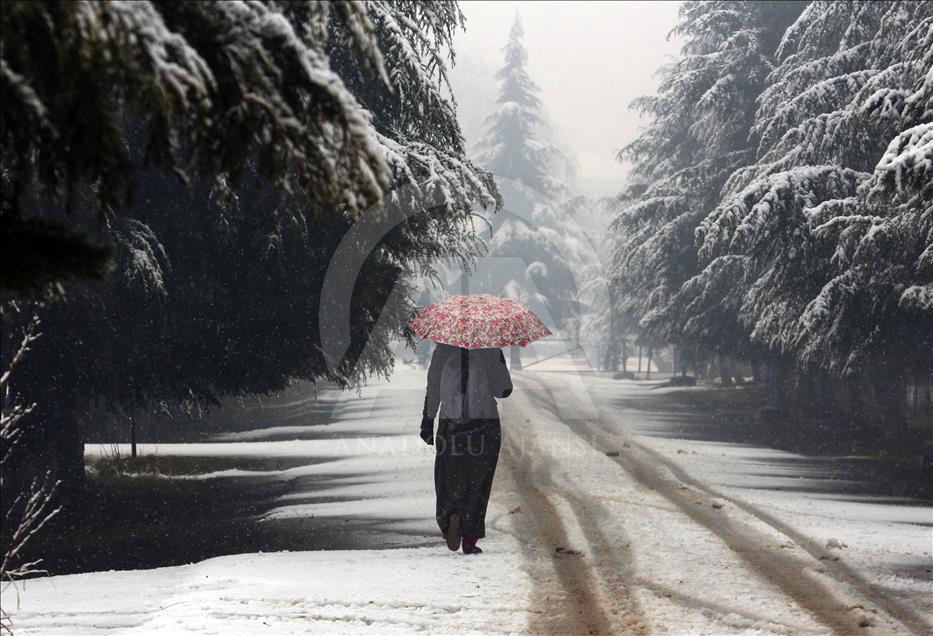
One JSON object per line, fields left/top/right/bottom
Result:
{"left": 423, "top": 344, "right": 513, "bottom": 422}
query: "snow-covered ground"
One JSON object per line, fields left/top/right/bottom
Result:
{"left": 577, "top": 375, "right": 933, "bottom": 621}
{"left": 4, "top": 367, "right": 534, "bottom": 634}
{"left": 3, "top": 360, "right": 931, "bottom": 634}
{"left": 506, "top": 366, "right": 932, "bottom": 634}
{"left": 2, "top": 548, "right": 531, "bottom": 634}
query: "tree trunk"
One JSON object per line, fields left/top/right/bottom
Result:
{"left": 717, "top": 354, "right": 734, "bottom": 387}
{"left": 606, "top": 285, "right": 620, "bottom": 373}
{"left": 637, "top": 346, "right": 642, "bottom": 374}
{"left": 510, "top": 346, "right": 523, "bottom": 371}
{"left": 646, "top": 348, "right": 653, "bottom": 380}
{"left": 130, "top": 415, "right": 137, "bottom": 459}
{"left": 910, "top": 370, "right": 920, "bottom": 413}
{"left": 761, "top": 355, "right": 787, "bottom": 420}
{"left": 603, "top": 334, "right": 620, "bottom": 373}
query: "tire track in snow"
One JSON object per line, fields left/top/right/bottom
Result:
{"left": 525, "top": 371, "right": 929, "bottom": 635}
{"left": 501, "top": 376, "right": 648, "bottom": 634}
{"left": 498, "top": 431, "right": 619, "bottom": 635}
{"left": 513, "top": 373, "right": 820, "bottom": 633}
{"left": 554, "top": 487, "right": 647, "bottom": 633}
{"left": 603, "top": 424, "right": 933, "bottom": 636}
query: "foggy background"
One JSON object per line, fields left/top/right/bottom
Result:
{"left": 451, "top": 1, "right": 683, "bottom": 199}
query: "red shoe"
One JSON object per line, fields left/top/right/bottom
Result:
{"left": 462, "top": 535, "right": 482, "bottom": 554}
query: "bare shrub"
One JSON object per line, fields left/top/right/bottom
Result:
{"left": 1, "top": 316, "right": 61, "bottom": 634}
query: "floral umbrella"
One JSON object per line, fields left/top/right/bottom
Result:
{"left": 410, "top": 294, "right": 551, "bottom": 349}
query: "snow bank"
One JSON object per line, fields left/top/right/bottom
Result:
{"left": 4, "top": 547, "right": 530, "bottom": 635}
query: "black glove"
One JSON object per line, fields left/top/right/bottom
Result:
{"left": 420, "top": 415, "right": 434, "bottom": 446}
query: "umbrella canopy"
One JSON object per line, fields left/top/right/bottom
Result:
{"left": 410, "top": 294, "right": 551, "bottom": 349}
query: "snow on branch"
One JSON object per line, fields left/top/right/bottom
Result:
{"left": 865, "top": 122, "right": 933, "bottom": 206}
{"left": 1, "top": 0, "right": 394, "bottom": 218}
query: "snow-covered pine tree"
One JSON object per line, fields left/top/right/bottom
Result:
{"left": 474, "top": 14, "right": 570, "bottom": 198}
{"left": 329, "top": 0, "right": 499, "bottom": 278}
{"left": 699, "top": 1, "right": 933, "bottom": 384}
{"left": 1, "top": 0, "right": 391, "bottom": 294}
{"left": 790, "top": 3, "right": 933, "bottom": 380}
{"left": 610, "top": 1, "right": 806, "bottom": 365}
{"left": 2, "top": 1, "right": 498, "bottom": 485}
{"left": 465, "top": 14, "right": 594, "bottom": 363}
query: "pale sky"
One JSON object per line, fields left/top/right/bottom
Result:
{"left": 451, "top": 0, "right": 683, "bottom": 196}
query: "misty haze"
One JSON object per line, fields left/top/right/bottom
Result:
{"left": 1, "top": 1, "right": 931, "bottom": 635}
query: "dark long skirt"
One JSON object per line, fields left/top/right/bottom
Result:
{"left": 434, "top": 418, "right": 501, "bottom": 539}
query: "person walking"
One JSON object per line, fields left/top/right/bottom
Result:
{"left": 420, "top": 344, "right": 512, "bottom": 554}
{"left": 409, "top": 294, "right": 551, "bottom": 554}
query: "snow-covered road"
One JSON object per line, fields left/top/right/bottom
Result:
{"left": 3, "top": 363, "right": 931, "bottom": 634}
{"left": 499, "top": 369, "right": 932, "bottom": 635}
